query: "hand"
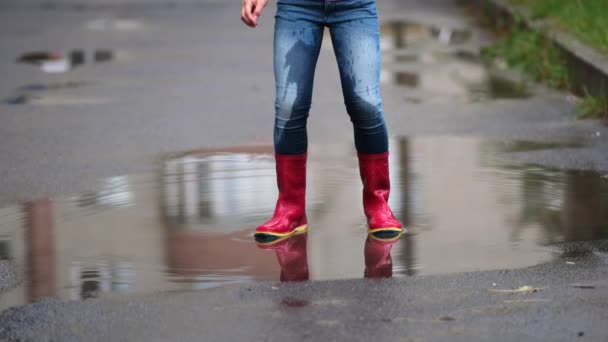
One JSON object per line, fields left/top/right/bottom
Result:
{"left": 241, "top": 0, "right": 268, "bottom": 28}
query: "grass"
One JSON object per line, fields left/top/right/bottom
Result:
{"left": 578, "top": 92, "right": 608, "bottom": 119}
{"left": 480, "top": 2, "right": 608, "bottom": 119}
{"left": 482, "top": 29, "right": 569, "bottom": 89}
{"left": 508, "top": 0, "right": 608, "bottom": 55}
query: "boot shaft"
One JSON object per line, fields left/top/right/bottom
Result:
{"left": 358, "top": 152, "right": 391, "bottom": 209}
{"left": 358, "top": 152, "right": 403, "bottom": 231}
{"left": 275, "top": 153, "right": 307, "bottom": 204}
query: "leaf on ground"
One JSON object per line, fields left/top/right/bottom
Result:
{"left": 488, "top": 285, "right": 544, "bottom": 293}
{"left": 504, "top": 299, "right": 550, "bottom": 303}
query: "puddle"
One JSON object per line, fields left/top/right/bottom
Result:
{"left": 5, "top": 81, "right": 98, "bottom": 105}
{"left": 1, "top": 136, "right": 607, "bottom": 312}
{"left": 4, "top": 94, "right": 110, "bottom": 106}
{"left": 379, "top": 19, "right": 531, "bottom": 102}
{"left": 9, "top": 51, "right": 114, "bottom": 105}
{"left": 17, "top": 81, "right": 90, "bottom": 92}
{"left": 468, "top": 75, "right": 530, "bottom": 100}
{"left": 395, "top": 54, "right": 419, "bottom": 63}
{"left": 380, "top": 21, "right": 473, "bottom": 48}
{"left": 17, "top": 49, "right": 114, "bottom": 74}
{"left": 4, "top": 76, "right": 106, "bottom": 107}
{"left": 392, "top": 71, "right": 420, "bottom": 88}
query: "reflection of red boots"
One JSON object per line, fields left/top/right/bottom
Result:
{"left": 255, "top": 232, "right": 309, "bottom": 282}
{"left": 358, "top": 152, "right": 403, "bottom": 235}
{"left": 255, "top": 154, "right": 308, "bottom": 241}
{"left": 364, "top": 233, "right": 401, "bottom": 279}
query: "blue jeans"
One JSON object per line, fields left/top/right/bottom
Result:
{"left": 273, "top": 0, "right": 388, "bottom": 155}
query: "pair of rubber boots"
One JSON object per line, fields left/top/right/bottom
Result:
{"left": 255, "top": 152, "right": 403, "bottom": 242}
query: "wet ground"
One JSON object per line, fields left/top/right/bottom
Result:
{"left": 1, "top": 0, "right": 608, "bottom": 340}
{"left": 377, "top": 20, "right": 532, "bottom": 103}
{"left": 1, "top": 136, "right": 607, "bottom": 312}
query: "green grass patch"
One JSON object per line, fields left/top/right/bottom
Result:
{"left": 477, "top": 0, "right": 608, "bottom": 119}
{"left": 508, "top": 0, "right": 608, "bottom": 55}
{"left": 482, "top": 29, "right": 569, "bottom": 89}
{"left": 577, "top": 92, "right": 608, "bottom": 119}
{"left": 482, "top": 24, "right": 607, "bottom": 119}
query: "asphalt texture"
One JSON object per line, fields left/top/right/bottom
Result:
{"left": 0, "top": 262, "right": 20, "bottom": 292}
{"left": 1, "top": 0, "right": 608, "bottom": 341}
{"left": 1, "top": 245, "right": 607, "bottom": 341}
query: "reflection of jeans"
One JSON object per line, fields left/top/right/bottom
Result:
{"left": 274, "top": 0, "right": 388, "bottom": 155}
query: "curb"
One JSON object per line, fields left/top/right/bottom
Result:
{"left": 473, "top": 0, "right": 608, "bottom": 99}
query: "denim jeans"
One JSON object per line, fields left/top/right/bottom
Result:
{"left": 273, "top": 0, "right": 388, "bottom": 155}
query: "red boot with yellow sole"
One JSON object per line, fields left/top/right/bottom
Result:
{"left": 358, "top": 152, "right": 404, "bottom": 235}
{"left": 255, "top": 153, "right": 308, "bottom": 241}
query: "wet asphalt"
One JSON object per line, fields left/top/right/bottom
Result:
{"left": 0, "top": 0, "right": 607, "bottom": 341}
{"left": 2, "top": 246, "right": 608, "bottom": 341}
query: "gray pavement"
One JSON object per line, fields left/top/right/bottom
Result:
{"left": 0, "top": 0, "right": 608, "bottom": 341}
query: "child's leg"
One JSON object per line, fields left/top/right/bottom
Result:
{"left": 328, "top": 0, "right": 388, "bottom": 154}
{"left": 273, "top": 2, "right": 324, "bottom": 154}
{"left": 328, "top": 1, "right": 404, "bottom": 235}
{"left": 255, "top": 2, "right": 325, "bottom": 239}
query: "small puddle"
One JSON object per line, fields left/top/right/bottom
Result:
{"left": 380, "top": 21, "right": 473, "bottom": 48}
{"left": 8, "top": 50, "right": 116, "bottom": 105}
{"left": 1, "top": 136, "right": 607, "bottom": 312}
{"left": 4, "top": 74, "right": 108, "bottom": 107}
{"left": 4, "top": 94, "right": 111, "bottom": 106}
{"left": 17, "top": 49, "right": 115, "bottom": 74}
{"left": 379, "top": 19, "right": 531, "bottom": 103}
{"left": 4, "top": 81, "right": 94, "bottom": 106}
{"left": 17, "top": 81, "right": 89, "bottom": 92}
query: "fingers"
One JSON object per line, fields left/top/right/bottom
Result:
{"left": 241, "top": 0, "right": 256, "bottom": 28}
{"left": 252, "top": 0, "right": 269, "bottom": 25}
{"left": 242, "top": 0, "right": 268, "bottom": 28}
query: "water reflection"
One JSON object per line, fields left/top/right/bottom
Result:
{"left": 255, "top": 233, "right": 309, "bottom": 282}
{"left": 364, "top": 233, "right": 402, "bottom": 279}
{"left": 253, "top": 231, "right": 402, "bottom": 282}
{"left": 513, "top": 168, "right": 608, "bottom": 258}
{"left": 17, "top": 49, "right": 115, "bottom": 74}
{"left": 380, "top": 21, "right": 473, "bottom": 49}
{"left": 1, "top": 137, "right": 607, "bottom": 312}
{"left": 24, "top": 199, "right": 56, "bottom": 303}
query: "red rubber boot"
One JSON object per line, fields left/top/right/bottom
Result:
{"left": 255, "top": 153, "right": 308, "bottom": 240}
{"left": 358, "top": 152, "right": 404, "bottom": 235}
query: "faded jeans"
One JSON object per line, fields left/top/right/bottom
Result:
{"left": 273, "top": 0, "right": 388, "bottom": 155}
